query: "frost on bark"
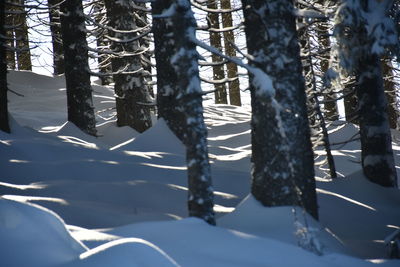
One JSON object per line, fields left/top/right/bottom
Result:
{"left": 104, "top": 0, "right": 152, "bottom": 133}
{"left": 48, "top": 0, "right": 64, "bottom": 75}
{"left": 221, "top": 0, "right": 241, "bottom": 106}
{"left": 242, "top": 0, "right": 318, "bottom": 219}
{"left": 60, "top": 0, "right": 96, "bottom": 136}
{"left": 382, "top": 58, "right": 398, "bottom": 129}
{"left": 152, "top": 0, "right": 215, "bottom": 225}
{"left": 207, "top": 0, "right": 228, "bottom": 104}
{"left": 0, "top": 0, "right": 10, "bottom": 133}
{"left": 334, "top": 0, "right": 398, "bottom": 187}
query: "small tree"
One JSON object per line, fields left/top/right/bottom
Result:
{"left": 152, "top": 0, "right": 215, "bottom": 225}
{"left": 59, "top": 0, "right": 96, "bottom": 136}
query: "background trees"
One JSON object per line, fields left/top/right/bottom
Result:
{"left": 2, "top": 0, "right": 400, "bottom": 224}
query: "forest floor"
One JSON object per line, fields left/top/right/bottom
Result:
{"left": 1, "top": 70, "right": 400, "bottom": 266}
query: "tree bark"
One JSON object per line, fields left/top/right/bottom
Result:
{"left": 221, "top": 0, "right": 241, "bottom": 106}
{"left": 242, "top": 0, "right": 318, "bottom": 219}
{"left": 14, "top": 0, "right": 31, "bottom": 71}
{"left": 48, "top": 0, "right": 64, "bottom": 75}
{"left": 357, "top": 54, "right": 398, "bottom": 187}
{"left": 104, "top": 0, "right": 152, "bottom": 133}
{"left": 152, "top": 0, "right": 215, "bottom": 225}
{"left": 207, "top": 0, "right": 228, "bottom": 104}
{"left": 60, "top": 0, "right": 96, "bottom": 136}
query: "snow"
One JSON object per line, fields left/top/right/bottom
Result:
{"left": 1, "top": 70, "right": 400, "bottom": 266}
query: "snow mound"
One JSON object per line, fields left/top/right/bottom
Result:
{"left": 112, "top": 118, "right": 184, "bottom": 155}
{"left": 218, "top": 195, "right": 350, "bottom": 255}
{"left": 0, "top": 197, "right": 86, "bottom": 267}
{"left": 61, "top": 238, "right": 179, "bottom": 267}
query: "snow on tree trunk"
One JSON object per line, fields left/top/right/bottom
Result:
{"left": 152, "top": 0, "right": 215, "bottom": 225}
{"left": 104, "top": 0, "right": 152, "bottom": 133}
{"left": 334, "top": 0, "right": 398, "bottom": 187}
{"left": 242, "top": 0, "right": 318, "bottom": 219}
{"left": 357, "top": 54, "right": 397, "bottom": 187}
{"left": 60, "top": 0, "right": 96, "bottom": 136}
{"left": 48, "top": 0, "right": 64, "bottom": 75}
{"left": 0, "top": 0, "right": 10, "bottom": 133}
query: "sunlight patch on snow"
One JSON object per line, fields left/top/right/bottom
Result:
{"left": 68, "top": 225, "right": 119, "bottom": 243}
{"left": 0, "top": 139, "right": 12, "bottom": 145}
{"left": 209, "top": 150, "right": 251, "bottom": 161}
{"left": 208, "top": 130, "right": 251, "bottom": 141}
{"left": 317, "top": 189, "right": 376, "bottom": 211}
{"left": 166, "top": 183, "right": 238, "bottom": 200}
{"left": 140, "top": 163, "right": 186, "bottom": 170}
{"left": 3, "top": 195, "right": 69, "bottom": 205}
{"left": 58, "top": 136, "right": 98, "bottom": 149}
{"left": 9, "top": 159, "right": 30, "bottom": 163}
{"left": 214, "top": 204, "right": 235, "bottom": 213}
{"left": 0, "top": 182, "right": 47, "bottom": 190}
{"left": 123, "top": 151, "right": 167, "bottom": 159}
{"left": 109, "top": 138, "right": 135, "bottom": 150}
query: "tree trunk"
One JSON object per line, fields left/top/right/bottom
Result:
{"left": 221, "top": 0, "right": 241, "bottom": 106}
{"left": 135, "top": 1, "right": 154, "bottom": 97}
{"left": 60, "top": 0, "right": 96, "bottom": 136}
{"left": 357, "top": 54, "right": 398, "bottom": 187}
{"left": 5, "top": 3, "right": 15, "bottom": 70}
{"left": 94, "top": 2, "right": 112, "bottom": 85}
{"left": 0, "top": 0, "right": 10, "bottom": 133}
{"left": 48, "top": 0, "right": 65, "bottom": 75}
{"left": 382, "top": 58, "right": 398, "bottom": 129}
{"left": 207, "top": 0, "right": 228, "bottom": 104}
{"left": 104, "top": 0, "right": 152, "bottom": 133}
{"left": 242, "top": 0, "right": 318, "bottom": 219}
{"left": 152, "top": 0, "right": 215, "bottom": 225}
{"left": 14, "top": 0, "right": 31, "bottom": 71}
{"left": 317, "top": 0, "right": 338, "bottom": 121}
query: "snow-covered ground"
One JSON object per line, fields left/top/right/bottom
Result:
{"left": 1, "top": 70, "right": 399, "bottom": 266}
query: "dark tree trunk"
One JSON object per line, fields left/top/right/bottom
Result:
{"left": 0, "top": 0, "right": 10, "bottom": 133}
{"left": 14, "top": 0, "right": 31, "bottom": 71}
{"left": 104, "top": 0, "right": 152, "bottom": 133}
{"left": 48, "top": 0, "right": 64, "bottom": 75}
{"left": 60, "top": 0, "right": 96, "bottom": 136}
{"left": 357, "top": 54, "right": 398, "bottom": 187}
{"left": 221, "top": 0, "right": 241, "bottom": 106}
{"left": 207, "top": 0, "right": 228, "bottom": 104}
{"left": 344, "top": 78, "right": 358, "bottom": 123}
{"left": 242, "top": 0, "right": 318, "bottom": 219}
{"left": 152, "top": 0, "right": 215, "bottom": 225}
{"left": 5, "top": 3, "right": 15, "bottom": 70}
